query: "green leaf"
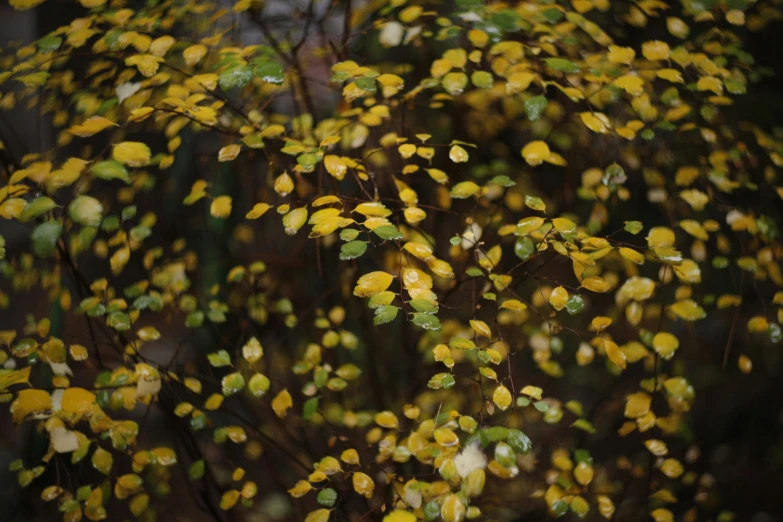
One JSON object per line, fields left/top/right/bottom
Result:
{"left": 409, "top": 299, "right": 438, "bottom": 313}
{"left": 374, "top": 305, "right": 399, "bottom": 325}
{"left": 37, "top": 35, "right": 62, "bottom": 53}
{"left": 490, "top": 175, "right": 515, "bottom": 187}
{"left": 218, "top": 65, "right": 253, "bottom": 90}
{"left": 221, "top": 372, "right": 245, "bottom": 396}
{"left": 515, "top": 237, "right": 535, "bottom": 260}
{"left": 340, "top": 240, "right": 367, "bottom": 260}
{"left": 624, "top": 221, "right": 643, "bottom": 234}
{"left": 524, "top": 95, "right": 548, "bottom": 121}
{"left": 254, "top": 61, "right": 285, "bottom": 84}
{"left": 248, "top": 373, "right": 270, "bottom": 397}
{"left": 317, "top": 488, "right": 338, "bottom": 507}
{"left": 534, "top": 401, "right": 549, "bottom": 412}
{"left": 69, "top": 196, "right": 103, "bottom": 227}
{"left": 565, "top": 294, "right": 585, "bottom": 315}
{"left": 207, "top": 350, "right": 232, "bottom": 367}
{"left": 373, "top": 225, "right": 403, "bottom": 240}
{"left": 185, "top": 311, "right": 204, "bottom": 328}
{"left": 545, "top": 58, "right": 580, "bottom": 73}
{"left": 412, "top": 312, "right": 442, "bottom": 331}
{"left": 571, "top": 418, "right": 597, "bottom": 434}
{"left": 471, "top": 71, "right": 494, "bottom": 89}
{"left": 507, "top": 429, "right": 532, "bottom": 454}
{"left": 302, "top": 397, "right": 320, "bottom": 420}
{"left": 542, "top": 8, "right": 565, "bottom": 23}
{"left": 189, "top": 460, "right": 205, "bottom": 480}
{"left": 19, "top": 197, "right": 57, "bottom": 222}
{"left": 31, "top": 221, "right": 62, "bottom": 258}
{"left": 355, "top": 77, "right": 377, "bottom": 92}
{"left": 524, "top": 195, "right": 545, "bottom": 211}
{"left": 107, "top": 311, "right": 131, "bottom": 331}
{"left": 91, "top": 160, "right": 130, "bottom": 183}
{"left": 340, "top": 228, "right": 360, "bottom": 241}
{"left": 297, "top": 153, "right": 319, "bottom": 170}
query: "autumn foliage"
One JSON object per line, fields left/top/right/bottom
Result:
{"left": 1, "top": 0, "right": 783, "bottom": 521}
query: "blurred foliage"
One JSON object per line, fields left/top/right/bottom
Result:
{"left": 1, "top": 0, "right": 783, "bottom": 521}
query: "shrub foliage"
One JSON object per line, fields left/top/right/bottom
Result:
{"left": 1, "top": 0, "right": 783, "bottom": 521}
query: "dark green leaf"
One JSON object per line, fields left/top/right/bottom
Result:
{"left": 254, "top": 61, "right": 285, "bottom": 84}
{"left": 412, "top": 312, "right": 442, "bottom": 331}
{"left": 524, "top": 95, "right": 548, "bottom": 121}
{"left": 374, "top": 305, "right": 399, "bottom": 325}
{"left": 545, "top": 58, "right": 580, "bottom": 73}
{"left": 339, "top": 240, "right": 367, "bottom": 260}
{"left": 31, "top": 221, "right": 62, "bottom": 258}
{"left": 373, "top": 225, "right": 403, "bottom": 240}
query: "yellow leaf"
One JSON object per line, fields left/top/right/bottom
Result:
{"left": 549, "top": 286, "right": 569, "bottom": 311}
{"left": 469, "top": 319, "right": 491, "bottom": 338}
{"left": 352, "top": 471, "right": 375, "bottom": 498}
{"left": 505, "top": 71, "right": 535, "bottom": 94}
{"left": 11, "top": 389, "right": 52, "bottom": 423}
{"left": 287, "top": 480, "right": 312, "bottom": 498}
{"left": 574, "top": 462, "right": 594, "bottom": 485}
{"left": 113, "top": 142, "right": 151, "bottom": 167}
{"left": 642, "top": 41, "right": 670, "bottom": 61}
{"left": 580, "top": 112, "right": 611, "bottom": 133}
{"left": 647, "top": 227, "right": 675, "bottom": 248}
{"left": 607, "top": 45, "right": 635, "bottom": 64}
{"left": 666, "top": 17, "right": 689, "bottom": 39}
{"left": 492, "top": 384, "right": 512, "bottom": 411}
{"left": 657, "top": 69, "right": 684, "bottom": 83}
{"left": 383, "top": 511, "right": 416, "bottom": 522}
{"left": 62, "top": 387, "right": 96, "bottom": 415}
{"left": 604, "top": 339, "right": 627, "bottom": 369}
{"left": 220, "top": 490, "right": 240, "bottom": 510}
{"left": 441, "top": 494, "right": 466, "bottom": 522}
{"left": 210, "top": 196, "right": 232, "bottom": 219}
{"left": 246, "top": 203, "right": 271, "bottom": 219}
{"left": 581, "top": 276, "right": 611, "bottom": 293}
{"left": 669, "top": 299, "right": 706, "bottom": 321}
{"left": 149, "top": 35, "right": 175, "bottom": 57}
{"left": 613, "top": 75, "right": 645, "bottom": 96}
{"left": 274, "top": 172, "right": 294, "bottom": 196}
{"left": 242, "top": 337, "right": 263, "bottom": 363}
{"left": 271, "top": 389, "right": 293, "bottom": 418}
{"left": 725, "top": 9, "right": 745, "bottom": 25}
{"left": 653, "top": 332, "right": 679, "bottom": 360}
{"left": 324, "top": 155, "right": 347, "bottom": 180}
{"left": 696, "top": 76, "right": 722, "bottom": 95}
{"left": 282, "top": 207, "right": 308, "bottom": 235}
{"left": 619, "top": 247, "right": 644, "bottom": 265}
{"left": 377, "top": 74, "right": 404, "bottom": 89}
{"left": 354, "top": 202, "right": 392, "bottom": 217}
{"left": 0, "top": 366, "right": 31, "bottom": 392}
{"left": 183, "top": 44, "right": 208, "bottom": 66}
{"left": 449, "top": 145, "right": 469, "bottom": 163}
{"left": 218, "top": 144, "right": 241, "bottom": 162}
{"left": 353, "top": 271, "right": 394, "bottom": 297}
{"left": 125, "top": 54, "right": 164, "bottom": 77}
{"left": 305, "top": 509, "right": 331, "bottom": 522}
{"left": 738, "top": 354, "right": 752, "bottom": 374}
{"left": 67, "top": 116, "right": 117, "bottom": 137}
{"left": 625, "top": 392, "right": 651, "bottom": 418}
{"left": 516, "top": 216, "right": 545, "bottom": 235}
{"left": 521, "top": 141, "right": 550, "bottom": 167}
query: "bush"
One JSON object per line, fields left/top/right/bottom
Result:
{"left": 1, "top": 0, "right": 783, "bottom": 521}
